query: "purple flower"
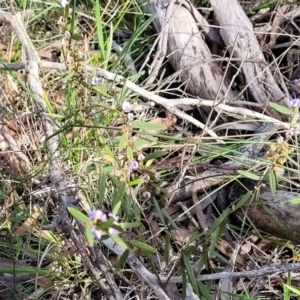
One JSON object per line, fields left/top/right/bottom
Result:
{"left": 88, "top": 210, "right": 107, "bottom": 222}
{"left": 286, "top": 129, "right": 294, "bottom": 137}
{"left": 276, "top": 136, "right": 284, "bottom": 144}
{"left": 127, "top": 113, "right": 134, "bottom": 120}
{"left": 129, "top": 160, "right": 138, "bottom": 171}
{"left": 142, "top": 191, "right": 151, "bottom": 199}
{"left": 91, "top": 76, "right": 100, "bottom": 86}
{"left": 91, "top": 226, "right": 102, "bottom": 239}
{"left": 122, "top": 102, "right": 131, "bottom": 113}
{"left": 142, "top": 174, "right": 150, "bottom": 182}
{"left": 294, "top": 78, "right": 300, "bottom": 85}
{"left": 108, "top": 212, "right": 118, "bottom": 222}
{"left": 108, "top": 227, "right": 119, "bottom": 235}
{"left": 289, "top": 98, "right": 300, "bottom": 108}
{"left": 138, "top": 153, "right": 145, "bottom": 161}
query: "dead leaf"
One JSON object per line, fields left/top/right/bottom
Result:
{"left": 171, "top": 228, "right": 192, "bottom": 244}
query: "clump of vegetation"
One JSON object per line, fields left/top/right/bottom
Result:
{"left": 1, "top": 0, "right": 300, "bottom": 299}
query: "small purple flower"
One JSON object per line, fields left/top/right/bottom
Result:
{"left": 108, "top": 227, "right": 119, "bottom": 235}
{"left": 138, "top": 153, "right": 145, "bottom": 161}
{"left": 276, "top": 136, "right": 284, "bottom": 144}
{"left": 91, "top": 226, "right": 102, "bottom": 239}
{"left": 289, "top": 98, "right": 300, "bottom": 108}
{"left": 88, "top": 210, "right": 107, "bottom": 222}
{"left": 142, "top": 191, "right": 151, "bottom": 199}
{"left": 127, "top": 113, "right": 134, "bottom": 120}
{"left": 129, "top": 160, "right": 139, "bottom": 171}
{"left": 60, "top": 0, "right": 69, "bottom": 8}
{"left": 294, "top": 78, "right": 300, "bottom": 85}
{"left": 142, "top": 174, "right": 150, "bottom": 182}
{"left": 108, "top": 212, "right": 118, "bottom": 222}
{"left": 286, "top": 129, "right": 294, "bottom": 137}
{"left": 91, "top": 76, "right": 100, "bottom": 86}
{"left": 122, "top": 102, "right": 131, "bottom": 113}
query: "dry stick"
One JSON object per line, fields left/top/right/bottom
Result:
{"left": 0, "top": 60, "right": 289, "bottom": 130}
{"left": 103, "top": 237, "right": 300, "bottom": 283}
{"left": 176, "top": 0, "right": 224, "bottom": 46}
{"left": 144, "top": 0, "right": 175, "bottom": 86}
{"left": 192, "top": 188, "right": 209, "bottom": 230}
{"left": 209, "top": 0, "right": 288, "bottom": 117}
{"left": 0, "top": 122, "right": 32, "bottom": 174}
{"left": 0, "top": 11, "right": 123, "bottom": 300}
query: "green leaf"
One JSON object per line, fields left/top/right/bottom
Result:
{"left": 112, "top": 201, "right": 122, "bottom": 215}
{"left": 97, "top": 219, "right": 114, "bottom": 230}
{"left": 165, "top": 234, "right": 170, "bottom": 264}
{"left": 93, "top": 86, "right": 111, "bottom": 97}
{"left": 115, "top": 249, "right": 130, "bottom": 270}
{"left": 183, "top": 255, "right": 199, "bottom": 295}
{"left": 110, "top": 234, "right": 128, "bottom": 249}
{"left": 95, "top": 0, "right": 105, "bottom": 61}
{"left": 68, "top": 207, "right": 90, "bottom": 223}
{"left": 208, "top": 226, "right": 222, "bottom": 259}
{"left": 104, "top": 22, "right": 113, "bottom": 63}
{"left": 85, "top": 227, "right": 94, "bottom": 246}
{"left": 131, "top": 120, "right": 166, "bottom": 130}
{"left": 119, "top": 221, "right": 140, "bottom": 229}
{"left": 63, "top": 71, "right": 75, "bottom": 82}
{"left": 134, "top": 137, "right": 157, "bottom": 149}
{"left": 126, "top": 146, "right": 134, "bottom": 161}
{"left": 118, "top": 132, "right": 128, "bottom": 151}
{"left": 289, "top": 198, "right": 300, "bottom": 204}
{"left": 233, "top": 191, "right": 252, "bottom": 210}
{"left": 71, "top": 33, "right": 84, "bottom": 41}
{"left": 237, "top": 170, "right": 260, "bottom": 180}
{"left": 0, "top": 268, "right": 50, "bottom": 275}
{"left": 268, "top": 171, "right": 277, "bottom": 195}
{"left": 144, "top": 151, "right": 168, "bottom": 162}
{"left": 98, "top": 166, "right": 108, "bottom": 206}
{"left": 269, "top": 102, "right": 293, "bottom": 115}
{"left": 129, "top": 240, "right": 157, "bottom": 254}
{"left": 112, "top": 181, "right": 126, "bottom": 208}
{"left": 283, "top": 284, "right": 300, "bottom": 295}
{"left": 154, "top": 198, "right": 166, "bottom": 226}
{"left": 198, "top": 281, "right": 213, "bottom": 300}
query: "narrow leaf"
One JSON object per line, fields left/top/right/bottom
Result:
{"left": 118, "top": 132, "right": 128, "bottom": 151}
{"left": 112, "top": 201, "right": 122, "bottom": 214}
{"left": 110, "top": 234, "right": 128, "bottom": 249}
{"left": 85, "top": 227, "right": 94, "bottom": 246}
{"left": 237, "top": 170, "right": 260, "bottom": 180}
{"left": 144, "top": 151, "right": 168, "bottom": 162}
{"left": 126, "top": 146, "right": 134, "bottom": 161}
{"left": 68, "top": 207, "right": 89, "bottom": 223}
{"left": 115, "top": 249, "right": 130, "bottom": 270}
{"left": 269, "top": 102, "right": 293, "bottom": 115}
{"left": 283, "top": 284, "right": 300, "bottom": 295}
{"left": 183, "top": 255, "right": 199, "bottom": 295}
{"left": 233, "top": 191, "right": 252, "bottom": 210}
{"left": 130, "top": 240, "right": 157, "bottom": 254}
{"left": 131, "top": 120, "right": 166, "bottom": 130}
{"left": 289, "top": 198, "right": 300, "bottom": 204}
{"left": 98, "top": 165, "right": 108, "bottom": 206}
{"left": 0, "top": 268, "right": 50, "bottom": 275}
{"left": 268, "top": 171, "right": 277, "bottom": 195}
